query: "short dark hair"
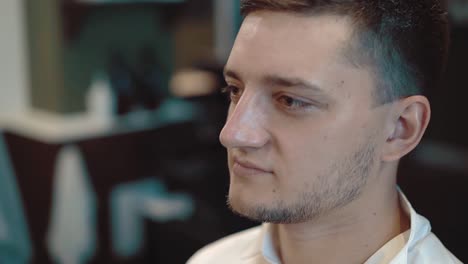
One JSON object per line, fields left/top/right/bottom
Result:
{"left": 240, "top": 0, "right": 450, "bottom": 104}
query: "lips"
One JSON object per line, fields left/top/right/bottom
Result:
{"left": 232, "top": 157, "right": 272, "bottom": 176}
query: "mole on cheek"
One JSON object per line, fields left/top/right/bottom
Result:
{"left": 272, "top": 189, "right": 277, "bottom": 193}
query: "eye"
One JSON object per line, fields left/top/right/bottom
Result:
{"left": 222, "top": 85, "right": 242, "bottom": 103}
{"left": 276, "top": 95, "right": 313, "bottom": 111}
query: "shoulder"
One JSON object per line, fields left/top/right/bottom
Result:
{"left": 408, "top": 232, "right": 462, "bottom": 264}
{"left": 186, "top": 225, "right": 263, "bottom": 264}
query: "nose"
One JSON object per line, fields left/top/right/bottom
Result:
{"left": 219, "top": 92, "right": 270, "bottom": 150}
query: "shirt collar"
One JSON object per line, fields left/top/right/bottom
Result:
{"left": 257, "top": 188, "right": 432, "bottom": 264}
{"left": 262, "top": 224, "right": 281, "bottom": 264}
{"left": 385, "top": 188, "right": 432, "bottom": 264}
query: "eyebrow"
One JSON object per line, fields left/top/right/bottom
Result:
{"left": 224, "top": 68, "right": 327, "bottom": 95}
{"left": 263, "top": 75, "right": 326, "bottom": 95}
{"left": 223, "top": 68, "right": 240, "bottom": 80}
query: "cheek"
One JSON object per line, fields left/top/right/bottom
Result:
{"left": 274, "top": 128, "right": 334, "bottom": 185}
{"left": 273, "top": 120, "right": 362, "bottom": 186}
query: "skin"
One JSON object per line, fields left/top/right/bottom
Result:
{"left": 219, "top": 11, "right": 431, "bottom": 264}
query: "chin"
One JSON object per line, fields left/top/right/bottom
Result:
{"left": 227, "top": 183, "right": 331, "bottom": 224}
{"left": 227, "top": 194, "right": 309, "bottom": 224}
{"left": 227, "top": 193, "right": 264, "bottom": 222}
{"left": 227, "top": 185, "right": 291, "bottom": 223}
{"left": 227, "top": 184, "right": 253, "bottom": 211}
{"left": 227, "top": 185, "right": 264, "bottom": 219}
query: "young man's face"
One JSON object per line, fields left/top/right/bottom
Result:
{"left": 220, "top": 11, "right": 391, "bottom": 223}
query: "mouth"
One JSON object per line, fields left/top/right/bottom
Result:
{"left": 232, "top": 157, "right": 272, "bottom": 177}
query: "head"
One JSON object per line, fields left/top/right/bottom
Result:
{"left": 220, "top": 0, "right": 449, "bottom": 224}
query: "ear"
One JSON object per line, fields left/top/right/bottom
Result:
{"left": 382, "top": 95, "right": 431, "bottom": 162}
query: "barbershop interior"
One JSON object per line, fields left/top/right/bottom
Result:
{"left": 0, "top": 0, "right": 467, "bottom": 263}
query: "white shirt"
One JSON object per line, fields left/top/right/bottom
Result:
{"left": 187, "top": 191, "right": 462, "bottom": 264}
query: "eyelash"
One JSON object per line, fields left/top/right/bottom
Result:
{"left": 275, "top": 95, "right": 313, "bottom": 110}
{"left": 222, "top": 85, "right": 314, "bottom": 112}
{"left": 222, "top": 85, "right": 241, "bottom": 102}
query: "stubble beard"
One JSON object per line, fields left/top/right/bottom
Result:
{"left": 227, "top": 142, "right": 377, "bottom": 224}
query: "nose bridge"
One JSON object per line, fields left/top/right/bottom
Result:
{"left": 221, "top": 89, "right": 269, "bottom": 147}
{"left": 230, "top": 90, "right": 265, "bottom": 128}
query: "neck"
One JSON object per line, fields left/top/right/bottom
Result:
{"left": 274, "top": 166, "right": 409, "bottom": 264}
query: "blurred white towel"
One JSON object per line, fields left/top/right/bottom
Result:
{"left": 46, "top": 145, "right": 97, "bottom": 264}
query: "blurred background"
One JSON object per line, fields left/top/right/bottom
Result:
{"left": 0, "top": 0, "right": 467, "bottom": 263}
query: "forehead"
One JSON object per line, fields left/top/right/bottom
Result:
{"left": 229, "top": 11, "right": 354, "bottom": 72}
{"left": 226, "top": 11, "right": 375, "bottom": 103}
{"left": 239, "top": 11, "right": 353, "bottom": 45}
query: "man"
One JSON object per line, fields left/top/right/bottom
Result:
{"left": 188, "top": 0, "right": 461, "bottom": 263}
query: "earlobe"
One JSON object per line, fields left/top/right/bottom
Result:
{"left": 382, "top": 96, "right": 431, "bottom": 162}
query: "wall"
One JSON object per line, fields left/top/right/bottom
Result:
{"left": 0, "top": 0, "right": 30, "bottom": 115}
